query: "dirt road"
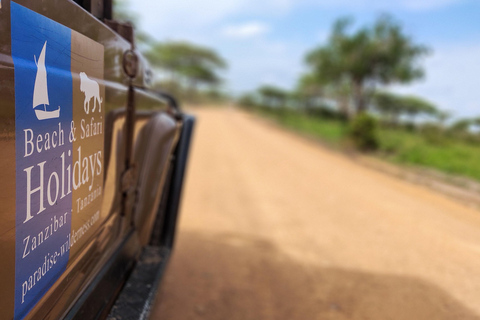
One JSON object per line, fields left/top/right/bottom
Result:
{"left": 151, "top": 107, "right": 480, "bottom": 320}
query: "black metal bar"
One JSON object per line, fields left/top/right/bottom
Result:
{"left": 159, "top": 115, "right": 195, "bottom": 249}
{"left": 125, "top": 84, "right": 135, "bottom": 168}
{"left": 106, "top": 246, "right": 170, "bottom": 320}
{"left": 104, "top": 0, "right": 112, "bottom": 20}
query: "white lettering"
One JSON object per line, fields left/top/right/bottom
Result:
{"left": 23, "top": 161, "right": 46, "bottom": 223}
{"left": 36, "top": 134, "right": 43, "bottom": 153}
{"left": 23, "top": 123, "right": 65, "bottom": 157}
{"left": 47, "top": 172, "right": 59, "bottom": 206}
{"left": 24, "top": 129, "right": 34, "bottom": 157}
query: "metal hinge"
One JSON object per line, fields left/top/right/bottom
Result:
{"left": 123, "top": 49, "right": 138, "bottom": 79}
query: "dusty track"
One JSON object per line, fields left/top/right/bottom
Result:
{"left": 151, "top": 107, "right": 480, "bottom": 320}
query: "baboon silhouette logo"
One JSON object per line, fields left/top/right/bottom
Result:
{"left": 79, "top": 72, "right": 102, "bottom": 114}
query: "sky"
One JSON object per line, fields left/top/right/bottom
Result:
{"left": 128, "top": 0, "right": 480, "bottom": 119}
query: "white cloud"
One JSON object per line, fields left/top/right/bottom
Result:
{"left": 130, "top": 0, "right": 466, "bottom": 41}
{"left": 129, "top": 0, "right": 290, "bottom": 40}
{"left": 222, "top": 22, "right": 271, "bottom": 39}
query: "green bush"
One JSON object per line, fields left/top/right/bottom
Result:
{"left": 348, "top": 113, "right": 379, "bottom": 151}
{"left": 420, "top": 123, "right": 446, "bottom": 145}
{"left": 306, "top": 105, "right": 348, "bottom": 122}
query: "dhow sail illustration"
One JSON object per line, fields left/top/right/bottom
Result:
{"left": 33, "top": 41, "right": 60, "bottom": 120}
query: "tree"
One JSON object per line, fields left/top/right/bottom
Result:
{"left": 373, "top": 91, "right": 403, "bottom": 125}
{"left": 113, "top": 0, "right": 227, "bottom": 101}
{"left": 435, "top": 110, "right": 451, "bottom": 128}
{"left": 473, "top": 117, "right": 480, "bottom": 129}
{"left": 401, "top": 95, "right": 437, "bottom": 123}
{"left": 145, "top": 41, "right": 227, "bottom": 98}
{"left": 294, "top": 74, "right": 323, "bottom": 111}
{"left": 373, "top": 92, "right": 439, "bottom": 126}
{"left": 305, "top": 15, "right": 429, "bottom": 115}
{"left": 257, "top": 85, "right": 289, "bottom": 108}
{"left": 237, "top": 93, "right": 257, "bottom": 109}
{"left": 450, "top": 119, "right": 472, "bottom": 132}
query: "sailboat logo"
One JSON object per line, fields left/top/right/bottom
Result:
{"left": 33, "top": 41, "right": 60, "bottom": 120}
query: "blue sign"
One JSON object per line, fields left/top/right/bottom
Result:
{"left": 12, "top": 3, "right": 73, "bottom": 319}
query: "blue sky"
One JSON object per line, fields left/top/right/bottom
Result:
{"left": 130, "top": 0, "right": 480, "bottom": 118}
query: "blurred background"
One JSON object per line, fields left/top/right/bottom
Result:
{"left": 117, "top": 0, "right": 480, "bottom": 173}
{"left": 115, "top": 1, "right": 480, "bottom": 319}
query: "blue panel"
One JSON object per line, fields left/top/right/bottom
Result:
{"left": 11, "top": 3, "right": 73, "bottom": 319}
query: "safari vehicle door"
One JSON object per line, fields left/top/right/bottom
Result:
{"left": 0, "top": 1, "right": 194, "bottom": 319}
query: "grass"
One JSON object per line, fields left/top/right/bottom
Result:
{"left": 257, "top": 108, "right": 346, "bottom": 145}
{"left": 378, "top": 129, "right": 480, "bottom": 181}
{"left": 254, "top": 107, "right": 480, "bottom": 182}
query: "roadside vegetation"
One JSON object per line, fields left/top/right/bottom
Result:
{"left": 115, "top": 1, "right": 480, "bottom": 182}
{"left": 253, "top": 107, "right": 480, "bottom": 181}
{"left": 238, "top": 16, "right": 480, "bottom": 182}
{"left": 114, "top": 0, "right": 229, "bottom": 104}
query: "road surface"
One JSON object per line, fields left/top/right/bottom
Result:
{"left": 151, "top": 107, "right": 480, "bottom": 320}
